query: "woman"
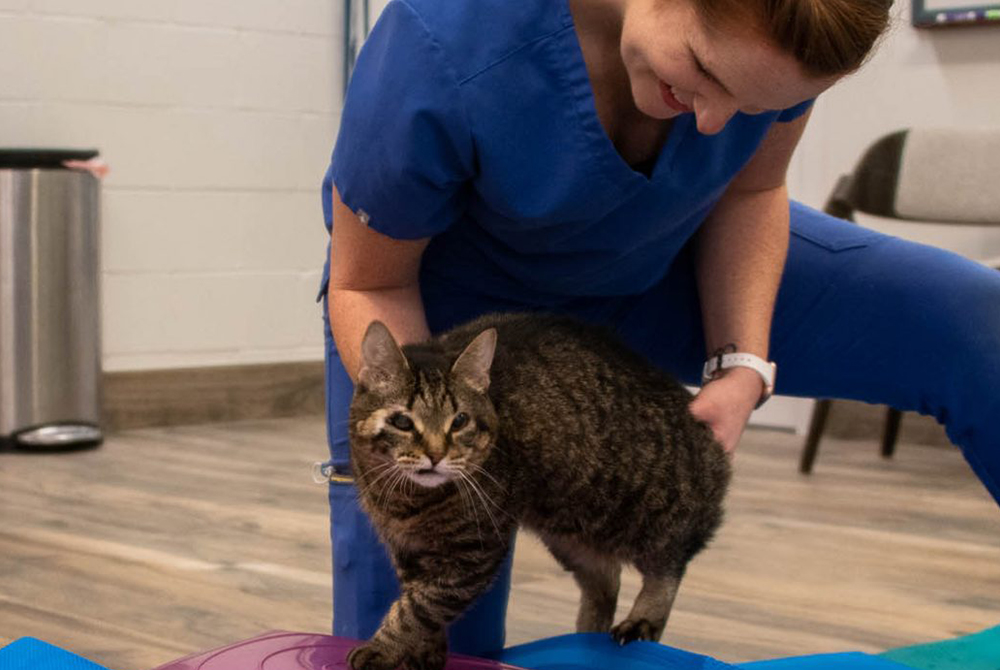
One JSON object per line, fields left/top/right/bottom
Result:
{"left": 319, "top": 0, "right": 1000, "bottom": 657}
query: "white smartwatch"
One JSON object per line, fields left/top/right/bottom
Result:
{"left": 702, "top": 351, "right": 777, "bottom": 409}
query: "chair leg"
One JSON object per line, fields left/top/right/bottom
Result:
{"left": 881, "top": 407, "right": 902, "bottom": 459}
{"left": 800, "top": 399, "right": 833, "bottom": 474}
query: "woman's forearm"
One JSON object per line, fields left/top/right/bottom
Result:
{"left": 326, "top": 182, "right": 433, "bottom": 382}
{"left": 694, "top": 184, "right": 790, "bottom": 360}
{"left": 328, "top": 284, "right": 431, "bottom": 382}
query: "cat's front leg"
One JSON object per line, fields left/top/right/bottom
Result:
{"left": 346, "top": 640, "right": 403, "bottom": 670}
{"left": 349, "top": 541, "right": 510, "bottom": 670}
{"left": 403, "top": 629, "right": 447, "bottom": 670}
{"left": 345, "top": 590, "right": 451, "bottom": 670}
{"left": 347, "top": 623, "right": 446, "bottom": 670}
{"left": 346, "top": 606, "right": 410, "bottom": 670}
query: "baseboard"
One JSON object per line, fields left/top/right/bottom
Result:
{"left": 824, "top": 399, "right": 950, "bottom": 447}
{"left": 748, "top": 396, "right": 951, "bottom": 448}
{"left": 748, "top": 395, "right": 815, "bottom": 434}
{"left": 103, "top": 361, "right": 325, "bottom": 433}
{"left": 101, "top": 362, "right": 951, "bottom": 449}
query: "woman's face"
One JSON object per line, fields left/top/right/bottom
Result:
{"left": 619, "top": 0, "right": 838, "bottom": 134}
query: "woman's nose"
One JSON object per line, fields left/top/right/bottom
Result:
{"left": 693, "top": 97, "right": 738, "bottom": 135}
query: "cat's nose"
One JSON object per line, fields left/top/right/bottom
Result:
{"left": 424, "top": 434, "right": 446, "bottom": 465}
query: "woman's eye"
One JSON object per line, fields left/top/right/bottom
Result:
{"left": 387, "top": 413, "right": 414, "bottom": 431}
{"left": 691, "top": 55, "right": 720, "bottom": 87}
{"left": 451, "top": 412, "right": 469, "bottom": 431}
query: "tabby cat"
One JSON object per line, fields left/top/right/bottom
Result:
{"left": 347, "top": 313, "right": 730, "bottom": 670}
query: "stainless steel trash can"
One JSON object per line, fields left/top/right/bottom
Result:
{"left": 0, "top": 149, "right": 103, "bottom": 449}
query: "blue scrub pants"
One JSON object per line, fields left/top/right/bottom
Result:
{"left": 321, "top": 202, "right": 1000, "bottom": 655}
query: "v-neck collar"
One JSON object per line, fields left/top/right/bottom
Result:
{"left": 558, "top": 0, "right": 693, "bottom": 187}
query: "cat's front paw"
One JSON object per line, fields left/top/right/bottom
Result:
{"left": 347, "top": 642, "right": 403, "bottom": 670}
{"left": 402, "top": 644, "right": 447, "bottom": 670}
{"left": 610, "top": 617, "right": 665, "bottom": 645}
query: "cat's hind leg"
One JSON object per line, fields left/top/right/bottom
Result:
{"left": 542, "top": 535, "right": 621, "bottom": 633}
{"left": 610, "top": 563, "right": 683, "bottom": 645}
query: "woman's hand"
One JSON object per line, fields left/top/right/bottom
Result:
{"left": 688, "top": 367, "right": 763, "bottom": 455}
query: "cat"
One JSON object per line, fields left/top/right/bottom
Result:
{"left": 346, "top": 312, "right": 731, "bottom": 670}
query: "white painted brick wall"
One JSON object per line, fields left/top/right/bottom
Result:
{"left": 0, "top": 0, "right": 341, "bottom": 371}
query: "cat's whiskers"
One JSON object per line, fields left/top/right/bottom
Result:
{"left": 456, "top": 471, "right": 492, "bottom": 541}
{"left": 375, "top": 468, "right": 406, "bottom": 511}
{"left": 474, "top": 483, "right": 510, "bottom": 526}
{"left": 400, "top": 465, "right": 417, "bottom": 496}
{"left": 356, "top": 465, "right": 395, "bottom": 502}
{"left": 446, "top": 456, "right": 468, "bottom": 479}
{"left": 465, "top": 464, "right": 513, "bottom": 522}
{"left": 466, "top": 461, "right": 506, "bottom": 494}
{"left": 452, "top": 474, "right": 484, "bottom": 548}
{"left": 392, "top": 466, "right": 413, "bottom": 500}
{"left": 388, "top": 469, "right": 410, "bottom": 507}
{"left": 357, "top": 461, "right": 398, "bottom": 499}
{"left": 384, "top": 470, "right": 404, "bottom": 507}
{"left": 458, "top": 470, "right": 504, "bottom": 541}
{"left": 371, "top": 469, "right": 393, "bottom": 510}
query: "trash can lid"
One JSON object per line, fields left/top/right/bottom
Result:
{"left": 0, "top": 148, "right": 100, "bottom": 169}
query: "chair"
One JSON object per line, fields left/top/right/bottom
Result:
{"left": 799, "top": 127, "right": 1000, "bottom": 474}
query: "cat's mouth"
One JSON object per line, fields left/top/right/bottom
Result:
{"left": 406, "top": 467, "right": 451, "bottom": 488}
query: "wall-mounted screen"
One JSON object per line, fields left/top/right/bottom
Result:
{"left": 913, "top": 0, "right": 1000, "bottom": 26}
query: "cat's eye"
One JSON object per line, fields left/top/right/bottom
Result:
{"left": 450, "top": 412, "right": 470, "bottom": 431}
{"left": 387, "top": 413, "right": 414, "bottom": 431}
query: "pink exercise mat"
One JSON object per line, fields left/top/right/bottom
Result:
{"left": 151, "top": 630, "right": 525, "bottom": 670}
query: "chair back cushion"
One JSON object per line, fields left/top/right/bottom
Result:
{"left": 894, "top": 127, "right": 1000, "bottom": 224}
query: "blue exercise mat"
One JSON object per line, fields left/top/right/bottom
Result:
{"left": 0, "top": 637, "right": 113, "bottom": 670}
{"left": 497, "top": 633, "right": 736, "bottom": 669}
{"left": 496, "top": 634, "right": 917, "bottom": 670}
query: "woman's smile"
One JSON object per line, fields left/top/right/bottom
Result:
{"left": 658, "top": 80, "right": 693, "bottom": 113}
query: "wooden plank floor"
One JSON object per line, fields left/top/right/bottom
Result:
{"left": 1, "top": 417, "right": 998, "bottom": 669}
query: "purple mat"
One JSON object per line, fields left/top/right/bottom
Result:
{"left": 150, "top": 630, "right": 524, "bottom": 670}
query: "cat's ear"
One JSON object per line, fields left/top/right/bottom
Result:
{"left": 452, "top": 328, "right": 497, "bottom": 393}
{"left": 358, "top": 321, "right": 409, "bottom": 391}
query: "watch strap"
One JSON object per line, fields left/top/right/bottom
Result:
{"left": 702, "top": 352, "right": 777, "bottom": 409}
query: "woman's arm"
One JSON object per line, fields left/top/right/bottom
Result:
{"left": 327, "top": 185, "right": 432, "bottom": 381}
{"left": 689, "top": 110, "right": 812, "bottom": 453}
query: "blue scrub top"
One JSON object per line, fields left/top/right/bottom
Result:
{"left": 321, "top": 0, "right": 812, "bottom": 306}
